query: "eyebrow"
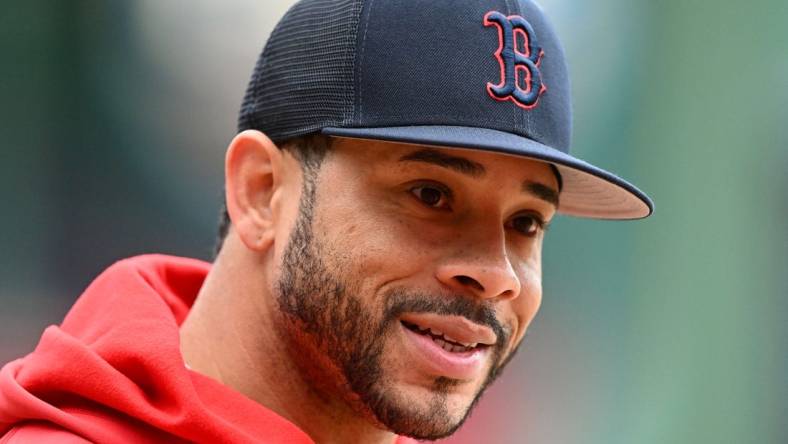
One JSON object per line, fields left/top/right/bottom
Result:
{"left": 398, "top": 148, "right": 559, "bottom": 207}
{"left": 399, "top": 149, "right": 485, "bottom": 178}
{"left": 524, "top": 181, "right": 560, "bottom": 207}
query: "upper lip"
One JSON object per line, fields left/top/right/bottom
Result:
{"left": 399, "top": 313, "right": 497, "bottom": 347}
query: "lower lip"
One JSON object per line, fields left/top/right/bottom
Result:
{"left": 400, "top": 324, "right": 488, "bottom": 380}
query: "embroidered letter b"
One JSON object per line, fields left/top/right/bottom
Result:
{"left": 484, "top": 11, "right": 547, "bottom": 109}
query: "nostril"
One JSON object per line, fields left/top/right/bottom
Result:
{"left": 455, "top": 275, "right": 484, "bottom": 292}
{"left": 499, "top": 289, "right": 515, "bottom": 300}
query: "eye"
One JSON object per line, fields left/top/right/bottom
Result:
{"left": 508, "top": 213, "right": 546, "bottom": 237}
{"left": 410, "top": 184, "right": 451, "bottom": 210}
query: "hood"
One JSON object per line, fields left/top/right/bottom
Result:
{"left": 0, "top": 255, "right": 315, "bottom": 443}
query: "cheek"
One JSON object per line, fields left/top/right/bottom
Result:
{"left": 512, "top": 234, "right": 544, "bottom": 273}
{"left": 317, "top": 201, "right": 439, "bottom": 283}
{"left": 510, "top": 266, "right": 543, "bottom": 343}
{"left": 510, "top": 236, "right": 544, "bottom": 321}
{"left": 521, "top": 271, "right": 543, "bottom": 320}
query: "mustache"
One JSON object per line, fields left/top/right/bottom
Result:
{"left": 382, "top": 287, "right": 510, "bottom": 349}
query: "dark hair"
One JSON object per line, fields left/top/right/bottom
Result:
{"left": 213, "top": 133, "right": 332, "bottom": 257}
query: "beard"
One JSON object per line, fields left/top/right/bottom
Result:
{"left": 273, "top": 171, "right": 516, "bottom": 440}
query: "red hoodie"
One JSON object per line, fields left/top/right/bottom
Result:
{"left": 0, "top": 255, "right": 417, "bottom": 444}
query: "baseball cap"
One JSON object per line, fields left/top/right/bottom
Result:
{"left": 238, "top": 0, "right": 654, "bottom": 219}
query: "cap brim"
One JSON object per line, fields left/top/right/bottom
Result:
{"left": 322, "top": 125, "right": 653, "bottom": 220}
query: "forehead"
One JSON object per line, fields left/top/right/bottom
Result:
{"left": 327, "top": 136, "right": 560, "bottom": 192}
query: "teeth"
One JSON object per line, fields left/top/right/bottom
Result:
{"left": 447, "top": 335, "right": 472, "bottom": 347}
{"left": 437, "top": 338, "right": 453, "bottom": 352}
{"left": 441, "top": 333, "right": 477, "bottom": 349}
{"left": 405, "top": 322, "right": 480, "bottom": 351}
{"left": 432, "top": 336, "right": 474, "bottom": 353}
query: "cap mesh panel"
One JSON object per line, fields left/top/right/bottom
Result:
{"left": 237, "top": 0, "right": 363, "bottom": 142}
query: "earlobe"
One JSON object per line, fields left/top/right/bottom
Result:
{"left": 224, "top": 130, "right": 283, "bottom": 252}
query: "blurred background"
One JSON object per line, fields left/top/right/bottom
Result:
{"left": 1, "top": 0, "right": 786, "bottom": 443}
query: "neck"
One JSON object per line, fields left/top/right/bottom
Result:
{"left": 179, "top": 235, "right": 398, "bottom": 444}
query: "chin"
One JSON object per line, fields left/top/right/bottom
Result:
{"left": 364, "top": 355, "right": 492, "bottom": 440}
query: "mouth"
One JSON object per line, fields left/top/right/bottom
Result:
{"left": 398, "top": 314, "right": 497, "bottom": 380}
{"left": 400, "top": 320, "right": 486, "bottom": 353}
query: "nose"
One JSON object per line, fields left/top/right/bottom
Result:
{"left": 435, "top": 232, "right": 522, "bottom": 301}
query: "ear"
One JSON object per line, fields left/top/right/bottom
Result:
{"left": 224, "top": 130, "right": 283, "bottom": 252}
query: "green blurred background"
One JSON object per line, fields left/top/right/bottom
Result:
{"left": 1, "top": 1, "right": 786, "bottom": 443}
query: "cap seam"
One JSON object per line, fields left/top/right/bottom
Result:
{"left": 343, "top": 0, "right": 363, "bottom": 126}
{"left": 356, "top": 0, "right": 377, "bottom": 124}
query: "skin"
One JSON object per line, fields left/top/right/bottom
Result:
{"left": 180, "top": 130, "right": 559, "bottom": 443}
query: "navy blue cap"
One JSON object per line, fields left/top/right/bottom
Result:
{"left": 239, "top": 0, "right": 654, "bottom": 219}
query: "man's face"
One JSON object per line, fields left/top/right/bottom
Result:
{"left": 271, "top": 137, "right": 558, "bottom": 440}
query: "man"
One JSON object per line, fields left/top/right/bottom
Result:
{"left": 0, "top": 0, "right": 653, "bottom": 443}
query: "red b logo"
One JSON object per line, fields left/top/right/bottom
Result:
{"left": 484, "top": 11, "right": 547, "bottom": 109}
